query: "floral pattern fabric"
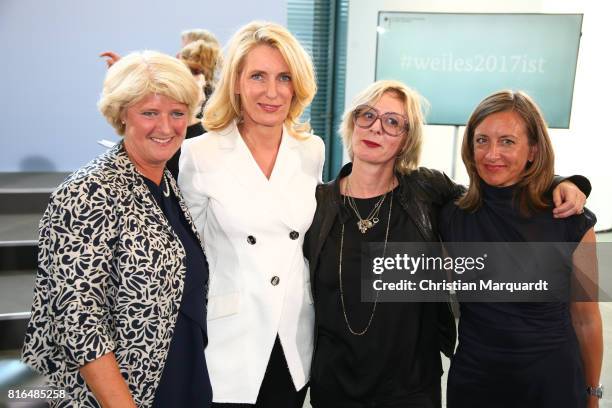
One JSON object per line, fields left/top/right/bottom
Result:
{"left": 22, "top": 143, "right": 204, "bottom": 407}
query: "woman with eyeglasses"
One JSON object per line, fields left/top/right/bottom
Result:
{"left": 303, "top": 80, "right": 589, "bottom": 408}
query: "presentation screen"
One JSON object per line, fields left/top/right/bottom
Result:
{"left": 375, "top": 12, "right": 583, "bottom": 128}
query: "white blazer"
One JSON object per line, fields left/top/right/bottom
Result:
{"left": 178, "top": 122, "right": 324, "bottom": 403}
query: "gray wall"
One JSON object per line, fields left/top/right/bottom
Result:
{"left": 0, "top": 0, "right": 286, "bottom": 172}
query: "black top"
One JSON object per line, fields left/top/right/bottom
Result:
{"left": 166, "top": 122, "right": 206, "bottom": 179}
{"left": 311, "top": 187, "right": 443, "bottom": 407}
{"left": 440, "top": 182, "right": 596, "bottom": 244}
{"left": 439, "top": 182, "right": 596, "bottom": 408}
{"left": 439, "top": 182, "right": 596, "bottom": 348}
{"left": 141, "top": 175, "right": 212, "bottom": 408}
{"left": 185, "top": 121, "right": 206, "bottom": 140}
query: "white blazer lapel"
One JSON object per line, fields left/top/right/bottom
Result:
{"left": 218, "top": 124, "right": 303, "bottom": 231}
{"left": 267, "top": 129, "right": 301, "bottom": 230}
{"left": 220, "top": 123, "right": 270, "bottom": 194}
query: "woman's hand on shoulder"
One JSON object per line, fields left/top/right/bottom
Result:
{"left": 552, "top": 181, "right": 586, "bottom": 218}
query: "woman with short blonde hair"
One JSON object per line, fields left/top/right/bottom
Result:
{"left": 339, "top": 79, "right": 425, "bottom": 174}
{"left": 23, "top": 50, "right": 213, "bottom": 407}
{"left": 99, "top": 50, "right": 200, "bottom": 135}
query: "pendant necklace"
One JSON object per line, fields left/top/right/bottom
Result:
{"left": 339, "top": 182, "right": 394, "bottom": 336}
{"left": 345, "top": 177, "right": 387, "bottom": 234}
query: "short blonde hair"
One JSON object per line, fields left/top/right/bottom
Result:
{"left": 179, "top": 39, "right": 223, "bottom": 90}
{"left": 98, "top": 50, "right": 201, "bottom": 136}
{"left": 339, "top": 80, "right": 425, "bottom": 174}
{"left": 204, "top": 21, "right": 316, "bottom": 139}
{"left": 458, "top": 90, "right": 555, "bottom": 214}
{"left": 181, "top": 29, "right": 220, "bottom": 47}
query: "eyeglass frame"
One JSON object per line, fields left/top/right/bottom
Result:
{"left": 352, "top": 104, "right": 410, "bottom": 137}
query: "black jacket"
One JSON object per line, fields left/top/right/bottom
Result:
{"left": 304, "top": 162, "right": 463, "bottom": 358}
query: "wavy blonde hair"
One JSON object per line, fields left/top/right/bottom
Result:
{"left": 203, "top": 21, "right": 316, "bottom": 139}
{"left": 458, "top": 90, "right": 555, "bottom": 215}
{"left": 339, "top": 80, "right": 426, "bottom": 174}
{"left": 179, "top": 39, "right": 223, "bottom": 91}
{"left": 98, "top": 51, "right": 200, "bottom": 136}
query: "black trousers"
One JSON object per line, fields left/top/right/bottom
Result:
{"left": 212, "top": 336, "right": 308, "bottom": 408}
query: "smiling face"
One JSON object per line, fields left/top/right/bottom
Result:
{"left": 473, "top": 110, "right": 536, "bottom": 187}
{"left": 121, "top": 93, "right": 189, "bottom": 180}
{"left": 235, "top": 44, "right": 294, "bottom": 133}
{"left": 351, "top": 91, "right": 407, "bottom": 168}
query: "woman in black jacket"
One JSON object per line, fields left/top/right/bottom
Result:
{"left": 304, "top": 80, "right": 588, "bottom": 408}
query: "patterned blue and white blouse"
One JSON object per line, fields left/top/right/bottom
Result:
{"left": 22, "top": 142, "right": 204, "bottom": 407}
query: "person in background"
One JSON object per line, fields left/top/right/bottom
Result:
{"left": 304, "top": 80, "right": 590, "bottom": 408}
{"left": 22, "top": 51, "right": 212, "bottom": 407}
{"left": 178, "top": 28, "right": 223, "bottom": 118}
{"left": 179, "top": 38, "right": 223, "bottom": 108}
{"left": 165, "top": 38, "right": 224, "bottom": 178}
{"left": 439, "top": 90, "right": 602, "bottom": 408}
{"left": 178, "top": 21, "right": 324, "bottom": 407}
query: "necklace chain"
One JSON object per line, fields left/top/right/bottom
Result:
{"left": 339, "top": 182, "right": 394, "bottom": 336}
{"left": 345, "top": 178, "right": 387, "bottom": 234}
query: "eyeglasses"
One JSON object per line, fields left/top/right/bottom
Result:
{"left": 352, "top": 105, "right": 409, "bottom": 137}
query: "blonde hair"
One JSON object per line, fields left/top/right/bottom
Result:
{"left": 98, "top": 51, "right": 200, "bottom": 136}
{"left": 339, "top": 80, "right": 425, "bottom": 174}
{"left": 458, "top": 90, "right": 555, "bottom": 214}
{"left": 179, "top": 39, "right": 223, "bottom": 91}
{"left": 181, "top": 29, "right": 220, "bottom": 46}
{"left": 203, "top": 21, "right": 316, "bottom": 139}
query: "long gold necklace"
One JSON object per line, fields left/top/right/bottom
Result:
{"left": 339, "top": 185, "right": 393, "bottom": 336}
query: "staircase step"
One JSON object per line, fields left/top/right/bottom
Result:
{"left": 0, "top": 271, "right": 36, "bottom": 319}
{"left": 0, "top": 247, "right": 37, "bottom": 271}
{"left": 0, "top": 193, "right": 51, "bottom": 214}
{"left": 0, "top": 172, "right": 69, "bottom": 193}
{"left": 0, "top": 215, "right": 40, "bottom": 246}
{"left": 0, "top": 318, "right": 29, "bottom": 352}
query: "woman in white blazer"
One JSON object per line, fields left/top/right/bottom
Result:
{"left": 178, "top": 21, "right": 324, "bottom": 407}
